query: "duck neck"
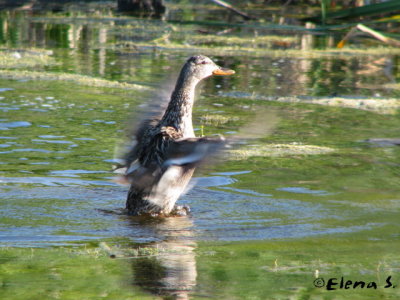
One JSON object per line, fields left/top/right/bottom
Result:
{"left": 161, "top": 75, "right": 198, "bottom": 137}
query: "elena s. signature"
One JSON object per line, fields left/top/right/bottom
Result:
{"left": 313, "top": 276, "right": 396, "bottom": 290}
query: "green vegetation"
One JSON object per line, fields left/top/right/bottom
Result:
{"left": 307, "top": 0, "right": 400, "bottom": 24}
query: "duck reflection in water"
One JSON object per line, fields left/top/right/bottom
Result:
{"left": 129, "top": 216, "right": 197, "bottom": 299}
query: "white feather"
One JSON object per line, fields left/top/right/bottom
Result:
{"left": 146, "top": 166, "right": 189, "bottom": 212}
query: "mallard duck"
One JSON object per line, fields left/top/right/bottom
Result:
{"left": 117, "top": 55, "right": 235, "bottom": 216}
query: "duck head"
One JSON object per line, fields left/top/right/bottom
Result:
{"left": 178, "top": 55, "right": 235, "bottom": 85}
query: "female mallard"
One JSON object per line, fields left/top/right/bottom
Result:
{"left": 118, "top": 55, "right": 234, "bottom": 216}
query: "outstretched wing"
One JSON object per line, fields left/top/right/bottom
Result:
{"left": 115, "top": 135, "right": 226, "bottom": 189}
{"left": 126, "top": 135, "right": 226, "bottom": 210}
{"left": 112, "top": 117, "right": 159, "bottom": 177}
{"left": 162, "top": 136, "right": 226, "bottom": 168}
{"left": 113, "top": 82, "right": 173, "bottom": 174}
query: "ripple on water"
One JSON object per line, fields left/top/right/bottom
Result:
{"left": 193, "top": 176, "right": 236, "bottom": 187}
{"left": 32, "top": 139, "right": 74, "bottom": 144}
{"left": 0, "top": 88, "right": 14, "bottom": 92}
{"left": 189, "top": 187, "right": 373, "bottom": 241}
{"left": 0, "top": 107, "right": 20, "bottom": 112}
{"left": 92, "top": 119, "right": 116, "bottom": 124}
{"left": 0, "top": 176, "right": 114, "bottom": 186}
{"left": 277, "top": 186, "right": 332, "bottom": 195}
{"left": 74, "top": 137, "right": 96, "bottom": 141}
{"left": 28, "top": 108, "right": 48, "bottom": 112}
{"left": 13, "top": 148, "right": 53, "bottom": 153}
{"left": 0, "top": 121, "right": 31, "bottom": 129}
{"left": 0, "top": 171, "right": 371, "bottom": 247}
{"left": 218, "top": 186, "right": 271, "bottom": 197}
{"left": 38, "top": 135, "right": 66, "bottom": 139}
{"left": 212, "top": 170, "right": 251, "bottom": 176}
{"left": 49, "top": 170, "right": 108, "bottom": 177}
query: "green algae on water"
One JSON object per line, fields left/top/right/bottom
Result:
{"left": 225, "top": 93, "right": 400, "bottom": 114}
{"left": 229, "top": 143, "right": 335, "bottom": 159}
{"left": 0, "top": 49, "right": 57, "bottom": 69}
{"left": 0, "top": 70, "right": 150, "bottom": 91}
{"left": 0, "top": 246, "right": 153, "bottom": 300}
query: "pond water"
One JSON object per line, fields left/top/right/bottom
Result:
{"left": 0, "top": 4, "right": 400, "bottom": 300}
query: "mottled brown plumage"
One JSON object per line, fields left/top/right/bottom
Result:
{"left": 117, "top": 55, "right": 234, "bottom": 216}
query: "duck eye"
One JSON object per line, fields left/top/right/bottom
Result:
{"left": 200, "top": 61, "right": 208, "bottom": 65}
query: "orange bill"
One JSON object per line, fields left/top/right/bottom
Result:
{"left": 337, "top": 39, "right": 346, "bottom": 48}
{"left": 212, "top": 67, "right": 235, "bottom": 76}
